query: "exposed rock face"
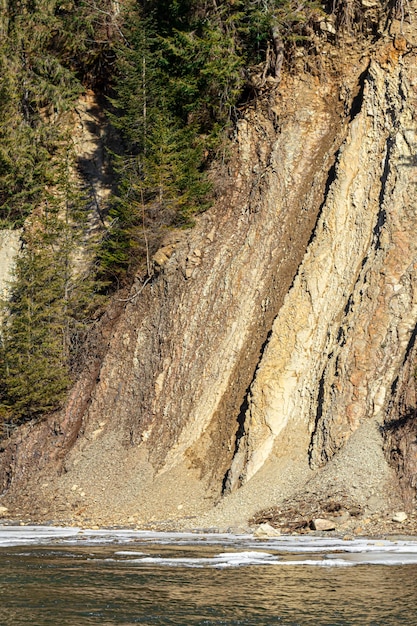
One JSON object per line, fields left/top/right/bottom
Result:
{"left": 1, "top": 29, "right": 417, "bottom": 526}
{"left": 227, "top": 52, "right": 417, "bottom": 491}
{"left": 55, "top": 68, "right": 345, "bottom": 485}
{"left": 383, "top": 327, "right": 417, "bottom": 511}
{"left": 0, "top": 230, "right": 20, "bottom": 302}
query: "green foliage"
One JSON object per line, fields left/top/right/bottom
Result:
{"left": 0, "top": 230, "right": 72, "bottom": 424}
{"left": 0, "top": 0, "right": 118, "bottom": 432}
{"left": 99, "top": 2, "right": 239, "bottom": 284}
{"left": 0, "top": 0, "right": 121, "bottom": 227}
{"left": 53, "top": 0, "right": 121, "bottom": 87}
{"left": 99, "top": 0, "right": 327, "bottom": 285}
{"left": 0, "top": 144, "right": 101, "bottom": 429}
{"left": 0, "top": 163, "right": 101, "bottom": 424}
{"left": 0, "top": 54, "right": 58, "bottom": 224}
{"left": 99, "top": 116, "right": 210, "bottom": 283}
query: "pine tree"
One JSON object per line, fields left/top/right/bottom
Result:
{"left": 0, "top": 142, "right": 101, "bottom": 429}
{"left": 0, "top": 222, "right": 71, "bottom": 423}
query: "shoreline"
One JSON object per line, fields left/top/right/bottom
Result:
{"left": 1, "top": 516, "right": 417, "bottom": 542}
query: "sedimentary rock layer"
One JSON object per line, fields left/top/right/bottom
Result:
{"left": 2, "top": 31, "right": 417, "bottom": 523}
{"left": 227, "top": 50, "right": 417, "bottom": 490}
{"left": 60, "top": 71, "right": 344, "bottom": 483}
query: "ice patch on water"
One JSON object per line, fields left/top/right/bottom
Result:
{"left": 279, "top": 559, "right": 354, "bottom": 567}
{"left": 0, "top": 525, "right": 82, "bottom": 546}
{"left": 132, "top": 550, "right": 282, "bottom": 568}
{"left": 0, "top": 526, "right": 211, "bottom": 547}
{"left": 2, "top": 526, "right": 417, "bottom": 566}
{"left": 111, "top": 551, "right": 355, "bottom": 568}
{"left": 114, "top": 550, "right": 147, "bottom": 556}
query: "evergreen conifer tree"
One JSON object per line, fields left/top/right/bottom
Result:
{"left": 0, "top": 143, "right": 100, "bottom": 429}
{"left": 0, "top": 217, "right": 71, "bottom": 424}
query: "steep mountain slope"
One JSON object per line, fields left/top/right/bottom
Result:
{"left": 1, "top": 11, "right": 417, "bottom": 530}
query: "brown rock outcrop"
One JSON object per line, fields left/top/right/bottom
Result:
{"left": 1, "top": 26, "right": 417, "bottom": 527}
{"left": 227, "top": 55, "right": 417, "bottom": 494}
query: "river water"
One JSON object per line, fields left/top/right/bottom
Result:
{"left": 1, "top": 527, "right": 417, "bottom": 625}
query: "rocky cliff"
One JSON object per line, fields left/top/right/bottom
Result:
{"left": 1, "top": 13, "right": 417, "bottom": 531}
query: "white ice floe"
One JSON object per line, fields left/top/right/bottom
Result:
{"left": 113, "top": 551, "right": 356, "bottom": 568}
{"left": 116, "top": 550, "right": 280, "bottom": 569}
{"left": 0, "top": 525, "right": 82, "bottom": 546}
{"left": 0, "top": 526, "right": 213, "bottom": 547}
{"left": 2, "top": 526, "right": 417, "bottom": 567}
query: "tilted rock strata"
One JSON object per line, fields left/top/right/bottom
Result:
{"left": 57, "top": 74, "right": 343, "bottom": 482}
{"left": 0, "top": 68, "right": 346, "bottom": 519}
{"left": 227, "top": 54, "right": 417, "bottom": 490}
{"left": 2, "top": 36, "right": 417, "bottom": 524}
